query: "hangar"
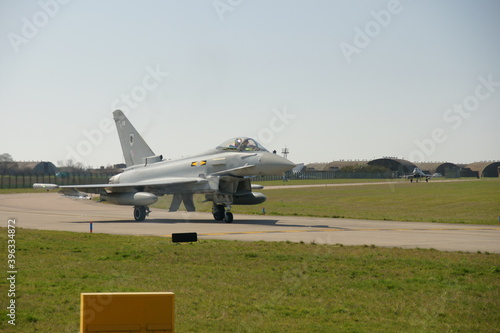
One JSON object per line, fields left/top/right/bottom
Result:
{"left": 367, "top": 158, "right": 416, "bottom": 176}
{"left": 466, "top": 161, "right": 500, "bottom": 177}
{"left": 415, "top": 162, "right": 460, "bottom": 177}
{"left": 300, "top": 159, "right": 499, "bottom": 179}
{"left": 11, "top": 161, "right": 57, "bottom": 174}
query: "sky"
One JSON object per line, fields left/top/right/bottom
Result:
{"left": 1, "top": 0, "right": 499, "bottom": 168}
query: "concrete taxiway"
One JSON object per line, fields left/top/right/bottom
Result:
{"left": 1, "top": 193, "right": 499, "bottom": 253}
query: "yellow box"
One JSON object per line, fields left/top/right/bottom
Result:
{"left": 80, "top": 292, "right": 174, "bottom": 333}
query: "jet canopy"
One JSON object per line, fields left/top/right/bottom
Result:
{"left": 217, "top": 137, "right": 268, "bottom": 152}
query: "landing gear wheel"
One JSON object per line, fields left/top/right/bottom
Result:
{"left": 134, "top": 206, "right": 147, "bottom": 222}
{"left": 212, "top": 205, "right": 225, "bottom": 221}
{"left": 224, "top": 212, "right": 233, "bottom": 223}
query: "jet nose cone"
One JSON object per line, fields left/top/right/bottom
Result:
{"left": 260, "top": 153, "right": 296, "bottom": 175}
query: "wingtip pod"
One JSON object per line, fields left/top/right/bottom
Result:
{"left": 33, "top": 183, "right": 59, "bottom": 190}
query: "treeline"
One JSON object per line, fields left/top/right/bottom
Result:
{"left": 337, "top": 164, "right": 389, "bottom": 173}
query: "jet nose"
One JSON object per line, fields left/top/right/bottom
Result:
{"left": 260, "top": 153, "right": 296, "bottom": 175}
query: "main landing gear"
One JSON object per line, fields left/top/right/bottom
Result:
{"left": 212, "top": 204, "right": 233, "bottom": 223}
{"left": 133, "top": 206, "right": 151, "bottom": 222}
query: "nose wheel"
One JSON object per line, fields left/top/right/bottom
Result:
{"left": 133, "top": 206, "right": 150, "bottom": 222}
{"left": 212, "top": 204, "right": 233, "bottom": 223}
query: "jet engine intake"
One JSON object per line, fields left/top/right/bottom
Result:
{"left": 102, "top": 192, "right": 158, "bottom": 206}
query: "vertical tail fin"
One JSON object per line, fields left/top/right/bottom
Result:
{"left": 113, "top": 110, "right": 155, "bottom": 167}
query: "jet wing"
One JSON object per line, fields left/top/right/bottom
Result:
{"left": 34, "top": 177, "right": 207, "bottom": 194}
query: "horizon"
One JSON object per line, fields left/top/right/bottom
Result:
{"left": 1, "top": 1, "right": 499, "bottom": 166}
{"left": 8, "top": 156, "right": 500, "bottom": 170}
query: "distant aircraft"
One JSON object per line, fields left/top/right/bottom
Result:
{"left": 34, "top": 110, "right": 295, "bottom": 222}
{"left": 402, "top": 168, "right": 433, "bottom": 182}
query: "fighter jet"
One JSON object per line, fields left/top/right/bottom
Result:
{"left": 34, "top": 110, "right": 295, "bottom": 223}
{"left": 402, "top": 168, "right": 433, "bottom": 183}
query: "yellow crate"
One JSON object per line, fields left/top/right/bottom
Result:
{"left": 80, "top": 292, "right": 174, "bottom": 332}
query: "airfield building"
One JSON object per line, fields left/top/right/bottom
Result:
{"left": 466, "top": 161, "right": 500, "bottom": 177}
{"left": 414, "top": 162, "right": 461, "bottom": 177}
{"left": 367, "top": 158, "right": 416, "bottom": 176}
{"left": 13, "top": 161, "right": 57, "bottom": 174}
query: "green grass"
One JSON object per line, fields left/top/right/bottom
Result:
{"left": 253, "top": 178, "right": 399, "bottom": 186}
{"left": 152, "top": 178, "right": 500, "bottom": 225}
{"left": 1, "top": 228, "right": 499, "bottom": 332}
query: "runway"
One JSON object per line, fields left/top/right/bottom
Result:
{"left": 2, "top": 193, "right": 499, "bottom": 253}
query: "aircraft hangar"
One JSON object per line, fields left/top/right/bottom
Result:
{"left": 466, "top": 161, "right": 500, "bottom": 177}
{"left": 413, "top": 162, "right": 460, "bottom": 177}
{"left": 305, "top": 159, "right": 500, "bottom": 178}
{"left": 367, "top": 158, "right": 417, "bottom": 175}
{"left": 305, "top": 159, "right": 467, "bottom": 177}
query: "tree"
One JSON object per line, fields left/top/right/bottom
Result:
{"left": 341, "top": 164, "right": 389, "bottom": 173}
{"left": 57, "top": 159, "right": 85, "bottom": 170}
{"left": 0, "top": 153, "right": 17, "bottom": 174}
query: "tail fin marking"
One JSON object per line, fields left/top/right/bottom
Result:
{"left": 113, "top": 110, "right": 155, "bottom": 167}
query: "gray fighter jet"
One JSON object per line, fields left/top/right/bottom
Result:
{"left": 34, "top": 110, "right": 295, "bottom": 222}
{"left": 402, "top": 168, "right": 433, "bottom": 183}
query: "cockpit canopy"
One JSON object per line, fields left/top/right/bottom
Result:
{"left": 216, "top": 137, "right": 268, "bottom": 152}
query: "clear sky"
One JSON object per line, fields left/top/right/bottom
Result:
{"left": 1, "top": 0, "right": 499, "bottom": 167}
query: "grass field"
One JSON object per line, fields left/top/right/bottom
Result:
{"left": 1, "top": 228, "right": 499, "bottom": 332}
{"left": 152, "top": 178, "right": 500, "bottom": 225}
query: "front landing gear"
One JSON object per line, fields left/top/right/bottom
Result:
{"left": 212, "top": 204, "right": 233, "bottom": 223}
{"left": 133, "top": 206, "right": 150, "bottom": 222}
